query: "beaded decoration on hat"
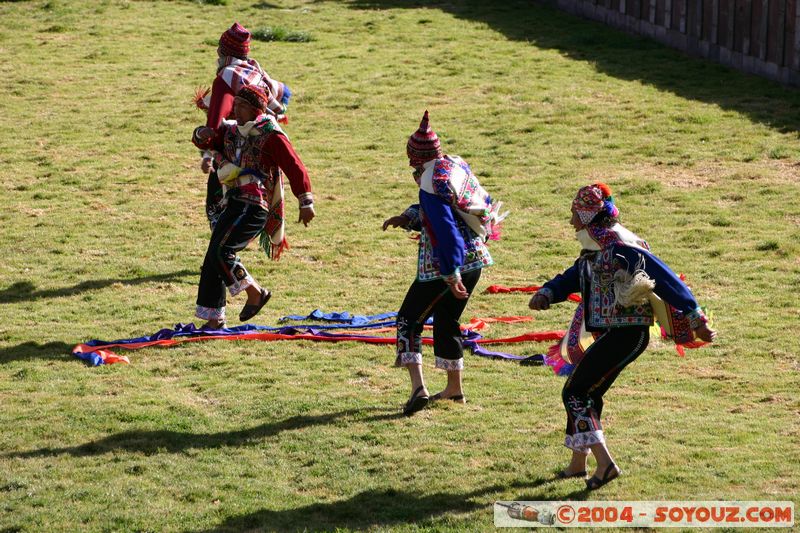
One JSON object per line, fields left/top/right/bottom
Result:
{"left": 236, "top": 85, "right": 271, "bottom": 112}
{"left": 407, "top": 110, "right": 443, "bottom": 167}
{"left": 573, "top": 182, "right": 619, "bottom": 225}
{"left": 219, "top": 22, "right": 251, "bottom": 58}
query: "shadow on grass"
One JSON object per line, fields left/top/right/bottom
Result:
{"left": 5, "top": 408, "right": 402, "bottom": 459}
{"left": 340, "top": 0, "right": 800, "bottom": 133}
{"left": 0, "top": 341, "right": 74, "bottom": 365}
{"left": 0, "top": 269, "right": 196, "bottom": 304}
{"left": 188, "top": 477, "right": 558, "bottom": 532}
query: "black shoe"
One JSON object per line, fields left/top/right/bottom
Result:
{"left": 586, "top": 463, "right": 620, "bottom": 490}
{"left": 200, "top": 320, "right": 226, "bottom": 330}
{"left": 239, "top": 288, "right": 271, "bottom": 322}
{"left": 430, "top": 393, "right": 465, "bottom": 403}
{"left": 403, "top": 386, "right": 430, "bottom": 417}
{"left": 557, "top": 469, "right": 587, "bottom": 479}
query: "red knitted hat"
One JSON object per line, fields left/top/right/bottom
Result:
{"left": 407, "top": 110, "right": 442, "bottom": 167}
{"left": 236, "top": 85, "right": 270, "bottom": 112}
{"left": 219, "top": 22, "right": 251, "bottom": 58}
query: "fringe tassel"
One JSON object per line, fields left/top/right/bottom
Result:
{"left": 272, "top": 237, "right": 289, "bottom": 261}
{"left": 486, "top": 202, "right": 509, "bottom": 241}
{"left": 260, "top": 231, "right": 288, "bottom": 261}
{"left": 614, "top": 255, "right": 655, "bottom": 307}
{"left": 193, "top": 86, "right": 211, "bottom": 111}
{"left": 487, "top": 220, "right": 503, "bottom": 241}
{"left": 544, "top": 342, "right": 573, "bottom": 376}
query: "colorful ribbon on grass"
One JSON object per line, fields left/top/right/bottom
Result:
{"left": 485, "top": 284, "right": 583, "bottom": 303}
{"left": 72, "top": 311, "right": 564, "bottom": 366}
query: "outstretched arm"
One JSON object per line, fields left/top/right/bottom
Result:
{"left": 383, "top": 205, "right": 421, "bottom": 232}
{"left": 615, "top": 245, "right": 716, "bottom": 342}
{"left": 530, "top": 261, "right": 581, "bottom": 310}
{"left": 263, "top": 133, "right": 314, "bottom": 226}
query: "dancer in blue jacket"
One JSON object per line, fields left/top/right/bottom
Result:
{"left": 383, "top": 111, "right": 505, "bottom": 416}
{"left": 529, "top": 182, "right": 716, "bottom": 490}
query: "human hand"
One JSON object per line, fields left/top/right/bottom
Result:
{"left": 200, "top": 158, "right": 213, "bottom": 173}
{"left": 529, "top": 292, "right": 550, "bottom": 310}
{"left": 382, "top": 215, "right": 410, "bottom": 231}
{"left": 694, "top": 323, "right": 717, "bottom": 343}
{"left": 448, "top": 280, "right": 469, "bottom": 300}
{"left": 298, "top": 205, "right": 315, "bottom": 226}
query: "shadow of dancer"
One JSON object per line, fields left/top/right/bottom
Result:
{"left": 0, "top": 269, "right": 196, "bottom": 304}
{"left": 5, "top": 408, "right": 401, "bottom": 459}
{"left": 0, "top": 341, "right": 74, "bottom": 365}
{"left": 188, "top": 477, "right": 556, "bottom": 532}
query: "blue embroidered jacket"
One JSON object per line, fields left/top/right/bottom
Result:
{"left": 402, "top": 190, "right": 493, "bottom": 282}
{"left": 541, "top": 244, "right": 704, "bottom": 331}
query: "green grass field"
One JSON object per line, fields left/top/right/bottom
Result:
{"left": 1, "top": 0, "right": 799, "bottom": 531}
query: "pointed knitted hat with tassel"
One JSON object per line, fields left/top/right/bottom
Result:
{"left": 407, "top": 110, "right": 442, "bottom": 167}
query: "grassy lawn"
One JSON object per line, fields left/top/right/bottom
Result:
{"left": 1, "top": 0, "right": 799, "bottom": 531}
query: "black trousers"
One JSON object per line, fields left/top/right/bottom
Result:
{"left": 196, "top": 198, "right": 268, "bottom": 311}
{"left": 562, "top": 326, "right": 649, "bottom": 442}
{"left": 206, "top": 170, "right": 225, "bottom": 230}
{"left": 395, "top": 269, "right": 481, "bottom": 365}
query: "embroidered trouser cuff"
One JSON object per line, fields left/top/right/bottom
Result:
{"left": 565, "top": 430, "right": 605, "bottom": 454}
{"left": 435, "top": 356, "right": 464, "bottom": 370}
{"left": 196, "top": 305, "right": 226, "bottom": 321}
{"left": 395, "top": 352, "right": 422, "bottom": 367}
{"left": 228, "top": 273, "right": 254, "bottom": 297}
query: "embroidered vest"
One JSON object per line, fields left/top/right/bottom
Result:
{"left": 582, "top": 248, "right": 654, "bottom": 328}
{"left": 220, "top": 117, "right": 284, "bottom": 208}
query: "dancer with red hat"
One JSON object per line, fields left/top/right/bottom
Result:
{"left": 191, "top": 85, "right": 314, "bottom": 329}
{"left": 196, "top": 22, "right": 294, "bottom": 229}
{"left": 383, "top": 111, "right": 506, "bottom": 416}
{"left": 207, "top": 22, "right": 291, "bottom": 130}
{"left": 528, "top": 182, "right": 716, "bottom": 490}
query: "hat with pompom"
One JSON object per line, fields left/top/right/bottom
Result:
{"left": 572, "top": 182, "right": 619, "bottom": 224}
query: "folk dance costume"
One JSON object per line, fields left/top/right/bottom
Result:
{"left": 207, "top": 23, "right": 291, "bottom": 129}
{"left": 191, "top": 85, "right": 313, "bottom": 325}
{"left": 532, "top": 183, "right": 712, "bottom": 457}
{"left": 395, "top": 112, "right": 506, "bottom": 373}
{"left": 199, "top": 22, "right": 293, "bottom": 229}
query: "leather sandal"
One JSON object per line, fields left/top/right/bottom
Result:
{"left": 239, "top": 288, "right": 271, "bottom": 322}
{"left": 586, "top": 463, "right": 620, "bottom": 490}
{"left": 557, "top": 469, "right": 587, "bottom": 479}
{"left": 403, "top": 386, "right": 430, "bottom": 417}
{"left": 430, "top": 393, "right": 465, "bottom": 403}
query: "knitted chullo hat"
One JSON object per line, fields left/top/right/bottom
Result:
{"left": 407, "top": 110, "right": 443, "bottom": 167}
{"left": 236, "top": 85, "right": 270, "bottom": 112}
{"left": 219, "top": 22, "right": 251, "bottom": 58}
{"left": 572, "top": 182, "right": 619, "bottom": 225}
